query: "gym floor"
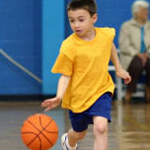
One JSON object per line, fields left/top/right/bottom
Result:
{"left": 0, "top": 100, "right": 150, "bottom": 150}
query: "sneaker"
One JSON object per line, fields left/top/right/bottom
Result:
{"left": 61, "top": 133, "right": 78, "bottom": 150}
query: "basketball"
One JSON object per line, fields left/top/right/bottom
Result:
{"left": 21, "top": 114, "right": 59, "bottom": 150}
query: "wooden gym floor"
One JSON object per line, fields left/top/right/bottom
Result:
{"left": 0, "top": 100, "right": 150, "bottom": 150}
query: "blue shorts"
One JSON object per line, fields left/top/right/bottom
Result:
{"left": 69, "top": 92, "right": 112, "bottom": 132}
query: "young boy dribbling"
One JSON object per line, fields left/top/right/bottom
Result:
{"left": 41, "top": 0, "right": 131, "bottom": 150}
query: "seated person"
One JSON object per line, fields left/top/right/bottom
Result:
{"left": 119, "top": 0, "right": 150, "bottom": 102}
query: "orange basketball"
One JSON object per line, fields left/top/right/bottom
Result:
{"left": 21, "top": 114, "right": 59, "bottom": 150}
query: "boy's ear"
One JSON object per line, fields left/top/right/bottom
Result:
{"left": 92, "top": 13, "right": 98, "bottom": 23}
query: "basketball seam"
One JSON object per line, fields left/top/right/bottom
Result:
{"left": 21, "top": 132, "right": 38, "bottom": 136}
{"left": 39, "top": 116, "right": 55, "bottom": 146}
{"left": 28, "top": 133, "right": 42, "bottom": 148}
{"left": 40, "top": 117, "right": 58, "bottom": 134}
{"left": 21, "top": 131, "right": 42, "bottom": 148}
{"left": 22, "top": 121, "right": 43, "bottom": 149}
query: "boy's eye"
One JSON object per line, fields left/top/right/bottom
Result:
{"left": 70, "top": 20, "right": 74, "bottom": 23}
{"left": 79, "top": 19, "right": 84, "bottom": 22}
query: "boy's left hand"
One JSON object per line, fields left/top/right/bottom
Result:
{"left": 116, "top": 68, "right": 131, "bottom": 84}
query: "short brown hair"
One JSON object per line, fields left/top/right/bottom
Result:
{"left": 67, "top": 0, "right": 97, "bottom": 16}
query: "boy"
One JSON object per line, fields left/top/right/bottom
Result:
{"left": 41, "top": 0, "right": 131, "bottom": 150}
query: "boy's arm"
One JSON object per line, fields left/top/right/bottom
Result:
{"left": 41, "top": 75, "right": 71, "bottom": 111}
{"left": 110, "top": 43, "right": 131, "bottom": 84}
{"left": 56, "top": 75, "right": 71, "bottom": 99}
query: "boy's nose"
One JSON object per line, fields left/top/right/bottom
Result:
{"left": 75, "top": 21, "right": 79, "bottom": 27}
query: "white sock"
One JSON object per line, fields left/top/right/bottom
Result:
{"left": 66, "top": 135, "right": 77, "bottom": 150}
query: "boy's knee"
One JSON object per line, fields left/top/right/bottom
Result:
{"left": 93, "top": 117, "right": 108, "bottom": 136}
{"left": 93, "top": 123, "right": 107, "bottom": 135}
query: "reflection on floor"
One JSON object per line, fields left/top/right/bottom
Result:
{"left": 0, "top": 100, "right": 150, "bottom": 150}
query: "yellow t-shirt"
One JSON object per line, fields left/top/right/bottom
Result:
{"left": 51, "top": 27, "right": 115, "bottom": 113}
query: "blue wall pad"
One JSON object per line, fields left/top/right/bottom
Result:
{"left": 42, "top": 0, "right": 65, "bottom": 95}
{"left": 0, "top": 0, "right": 42, "bottom": 95}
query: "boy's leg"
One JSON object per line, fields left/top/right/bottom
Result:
{"left": 61, "top": 129, "right": 87, "bottom": 150}
{"left": 93, "top": 116, "right": 108, "bottom": 150}
{"left": 68, "top": 129, "right": 87, "bottom": 146}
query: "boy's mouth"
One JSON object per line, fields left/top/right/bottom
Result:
{"left": 75, "top": 29, "right": 82, "bottom": 34}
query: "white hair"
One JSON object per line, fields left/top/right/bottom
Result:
{"left": 132, "top": 0, "right": 149, "bottom": 17}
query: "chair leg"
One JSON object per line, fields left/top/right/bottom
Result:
{"left": 145, "top": 86, "right": 150, "bottom": 103}
{"left": 124, "top": 91, "right": 132, "bottom": 103}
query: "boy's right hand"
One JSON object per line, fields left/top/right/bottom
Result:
{"left": 41, "top": 97, "right": 61, "bottom": 112}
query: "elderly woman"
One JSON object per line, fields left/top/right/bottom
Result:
{"left": 119, "top": 0, "right": 150, "bottom": 102}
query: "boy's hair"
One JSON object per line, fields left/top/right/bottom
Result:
{"left": 67, "top": 0, "right": 97, "bottom": 16}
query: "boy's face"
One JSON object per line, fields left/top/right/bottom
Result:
{"left": 68, "top": 9, "right": 97, "bottom": 38}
